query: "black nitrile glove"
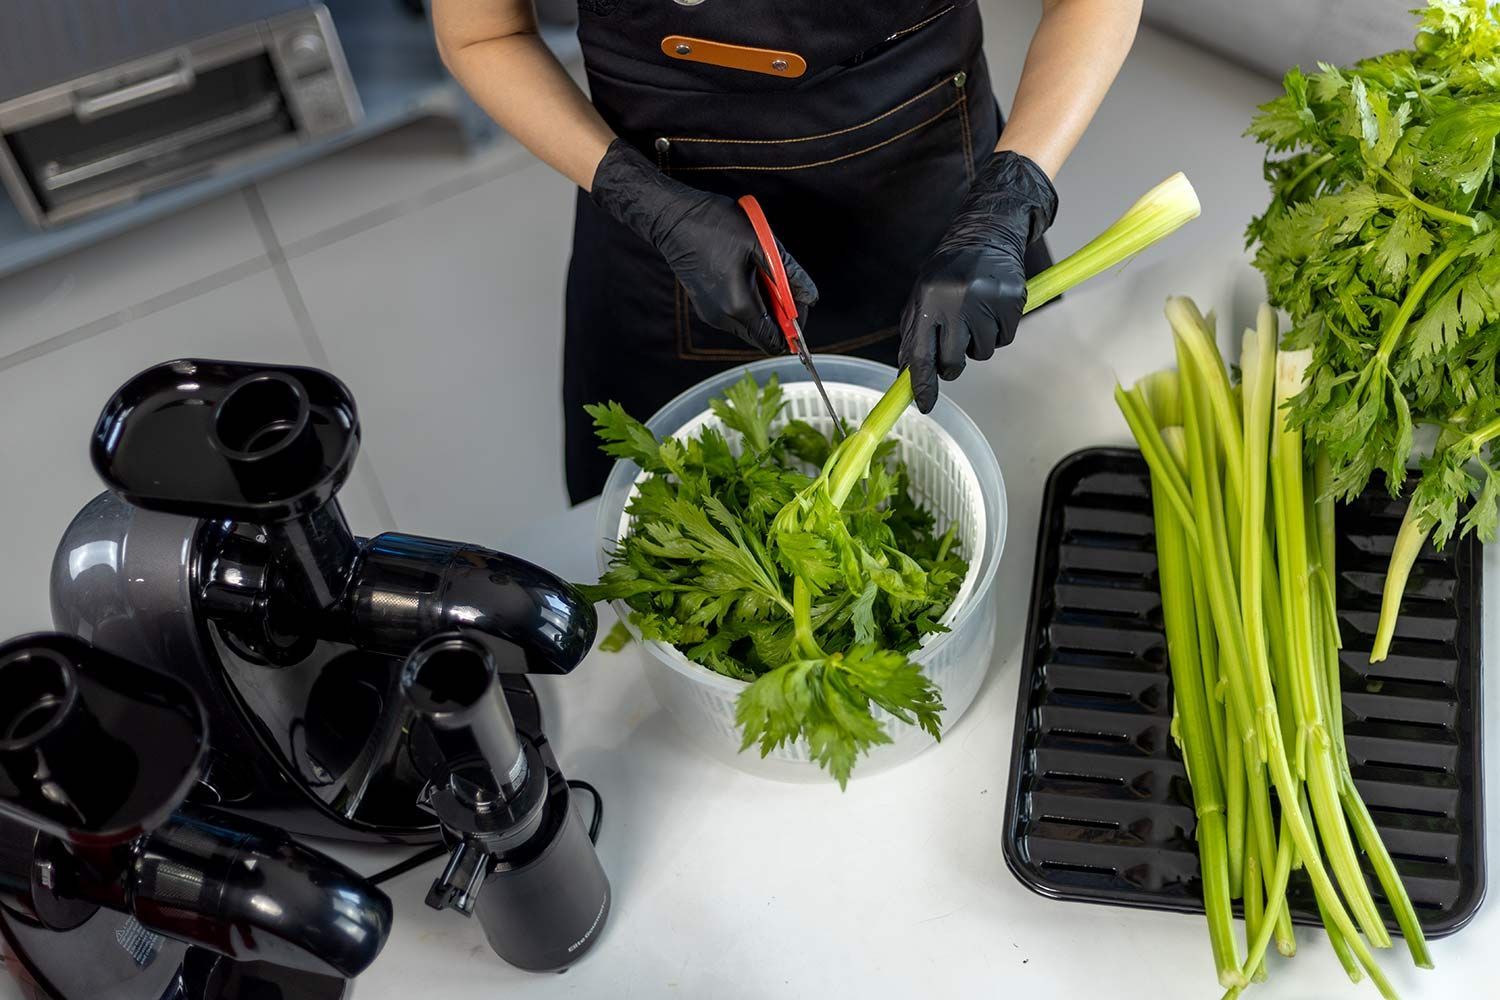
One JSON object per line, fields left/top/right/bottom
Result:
{"left": 898, "top": 150, "right": 1058, "bottom": 413}
{"left": 590, "top": 138, "right": 817, "bottom": 353}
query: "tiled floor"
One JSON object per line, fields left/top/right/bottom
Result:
{"left": 0, "top": 3, "right": 1277, "bottom": 638}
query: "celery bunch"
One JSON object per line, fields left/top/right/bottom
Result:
{"left": 1246, "top": 0, "right": 1500, "bottom": 661}
{"left": 1118, "top": 298, "right": 1432, "bottom": 998}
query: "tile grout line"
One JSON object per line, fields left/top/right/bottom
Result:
{"left": 279, "top": 144, "right": 540, "bottom": 262}
{"left": 0, "top": 255, "right": 273, "bottom": 374}
{"left": 241, "top": 185, "right": 402, "bottom": 532}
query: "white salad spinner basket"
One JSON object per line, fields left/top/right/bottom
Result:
{"left": 595, "top": 356, "right": 1006, "bottom": 781}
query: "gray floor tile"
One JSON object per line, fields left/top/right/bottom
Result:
{"left": 286, "top": 160, "right": 576, "bottom": 546}
{"left": 253, "top": 117, "right": 536, "bottom": 252}
{"left": 0, "top": 192, "right": 267, "bottom": 362}
{"left": 0, "top": 270, "right": 392, "bottom": 637}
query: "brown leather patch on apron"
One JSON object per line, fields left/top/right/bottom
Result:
{"left": 659, "top": 36, "right": 807, "bottom": 78}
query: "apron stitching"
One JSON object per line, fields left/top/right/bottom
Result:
{"left": 885, "top": 5, "right": 957, "bottom": 43}
{"left": 958, "top": 86, "right": 975, "bottom": 181}
{"left": 670, "top": 98, "right": 963, "bottom": 173}
{"left": 663, "top": 75, "right": 953, "bottom": 147}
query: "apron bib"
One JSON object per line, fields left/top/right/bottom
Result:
{"left": 563, "top": 1, "right": 1051, "bottom": 500}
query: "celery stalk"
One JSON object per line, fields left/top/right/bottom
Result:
{"left": 1311, "top": 456, "right": 1434, "bottom": 969}
{"left": 1152, "top": 426, "right": 1244, "bottom": 989}
{"left": 1234, "top": 311, "right": 1298, "bottom": 957}
{"left": 1303, "top": 785, "right": 1366, "bottom": 984}
{"left": 1167, "top": 297, "right": 1246, "bottom": 497}
{"left": 1026, "top": 173, "right": 1201, "bottom": 311}
{"left": 1221, "top": 813, "right": 1297, "bottom": 999}
{"left": 839, "top": 173, "right": 1201, "bottom": 495}
{"left": 1369, "top": 503, "right": 1430, "bottom": 663}
{"left": 1242, "top": 843, "right": 1268, "bottom": 982}
{"left": 1238, "top": 315, "right": 1275, "bottom": 773}
{"left": 1271, "top": 348, "right": 1393, "bottom": 950}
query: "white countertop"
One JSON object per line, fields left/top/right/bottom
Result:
{"left": 3, "top": 251, "right": 1490, "bottom": 1000}
{"left": 343, "top": 251, "right": 1497, "bottom": 1000}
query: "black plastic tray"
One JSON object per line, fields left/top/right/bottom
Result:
{"left": 1003, "top": 448, "right": 1486, "bottom": 937}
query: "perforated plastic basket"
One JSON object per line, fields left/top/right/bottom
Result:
{"left": 595, "top": 356, "right": 1006, "bottom": 781}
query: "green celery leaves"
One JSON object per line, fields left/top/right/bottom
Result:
{"left": 1247, "top": 0, "right": 1500, "bottom": 551}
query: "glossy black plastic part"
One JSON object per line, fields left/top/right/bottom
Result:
{"left": 1004, "top": 449, "right": 1485, "bottom": 937}
{"left": 90, "top": 360, "right": 359, "bottom": 523}
{"left": 127, "top": 805, "right": 393, "bottom": 978}
{"left": 403, "top": 634, "right": 530, "bottom": 800}
{"left": 402, "top": 632, "right": 610, "bottom": 971}
{"left": 0, "top": 633, "right": 204, "bottom": 844}
{"left": 474, "top": 772, "right": 611, "bottom": 972}
{"left": 0, "top": 634, "right": 394, "bottom": 1000}
{"left": 347, "top": 535, "right": 598, "bottom": 674}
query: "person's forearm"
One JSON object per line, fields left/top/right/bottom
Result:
{"left": 995, "top": 0, "right": 1143, "bottom": 179}
{"left": 432, "top": 0, "right": 615, "bottom": 189}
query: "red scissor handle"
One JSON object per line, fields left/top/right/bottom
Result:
{"left": 737, "top": 195, "right": 801, "bottom": 353}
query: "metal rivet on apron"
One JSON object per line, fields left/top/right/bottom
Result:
{"left": 673, "top": 0, "right": 707, "bottom": 5}
{"left": 953, "top": 71, "right": 967, "bottom": 88}
{"left": 654, "top": 137, "right": 671, "bottom": 153}
{"left": 675, "top": 43, "right": 692, "bottom": 55}
{"left": 771, "top": 58, "right": 789, "bottom": 72}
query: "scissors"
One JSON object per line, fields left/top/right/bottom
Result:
{"left": 737, "top": 195, "right": 846, "bottom": 440}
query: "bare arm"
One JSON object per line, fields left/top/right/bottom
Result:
{"left": 995, "top": 0, "right": 1143, "bottom": 179}
{"left": 431, "top": 0, "right": 614, "bottom": 189}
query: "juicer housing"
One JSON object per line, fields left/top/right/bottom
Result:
{"left": 50, "top": 359, "right": 597, "bottom": 844}
{"left": 0, "top": 632, "right": 393, "bottom": 1000}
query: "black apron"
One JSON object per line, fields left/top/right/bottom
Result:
{"left": 563, "top": 0, "right": 1052, "bottom": 502}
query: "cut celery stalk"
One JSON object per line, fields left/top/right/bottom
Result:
{"left": 1026, "top": 173, "right": 1201, "bottom": 311}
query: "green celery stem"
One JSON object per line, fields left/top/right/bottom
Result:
{"left": 791, "top": 577, "right": 825, "bottom": 659}
{"left": 1026, "top": 173, "right": 1200, "bottom": 311}
{"left": 1153, "top": 457, "right": 1243, "bottom": 989}
{"left": 839, "top": 174, "right": 1200, "bottom": 503}
{"left": 1377, "top": 245, "right": 1463, "bottom": 364}
{"left": 1315, "top": 455, "right": 1432, "bottom": 965}
{"left": 1371, "top": 503, "right": 1429, "bottom": 663}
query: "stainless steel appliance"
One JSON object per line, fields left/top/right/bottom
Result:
{"left": 0, "top": 4, "right": 360, "bottom": 229}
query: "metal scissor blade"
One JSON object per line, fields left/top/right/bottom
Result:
{"left": 794, "top": 329, "right": 846, "bottom": 441}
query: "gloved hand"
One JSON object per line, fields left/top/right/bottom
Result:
{"left": 898, "top": 150, "right": 1058, "bottom": 413}
{"left": 590, "top": 138, "right": 818, "bottom": 353}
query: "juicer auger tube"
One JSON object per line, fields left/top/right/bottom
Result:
{"left": 50, "top": 359, "right": 597, "bottom": 843}
{"left": 0, "top": 633, "right": 394, "bottom": 1000}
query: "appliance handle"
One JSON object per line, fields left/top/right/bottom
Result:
{"left": 73, "top": 60, "right": 195, "bottom": 122}
{"left": 43, "top": 96, "right": 283, "bottom": 191}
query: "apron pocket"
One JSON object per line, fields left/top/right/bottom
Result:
{"left": 656, "top": 68, "right": 985, "bottom": 360}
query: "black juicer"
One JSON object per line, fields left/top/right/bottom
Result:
{"left": 3, "top": 359, "right": 609, "bottom": 997}
{"left": 0, "top": 632, "right": 392, "bottom": 1000}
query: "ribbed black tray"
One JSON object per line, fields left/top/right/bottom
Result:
{"left": 1002, "top": 448, "right": 1486, "bottom": 937}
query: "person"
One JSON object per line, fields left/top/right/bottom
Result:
{"left": 432, "top": 0, "right": 1142, "bottom": 502}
